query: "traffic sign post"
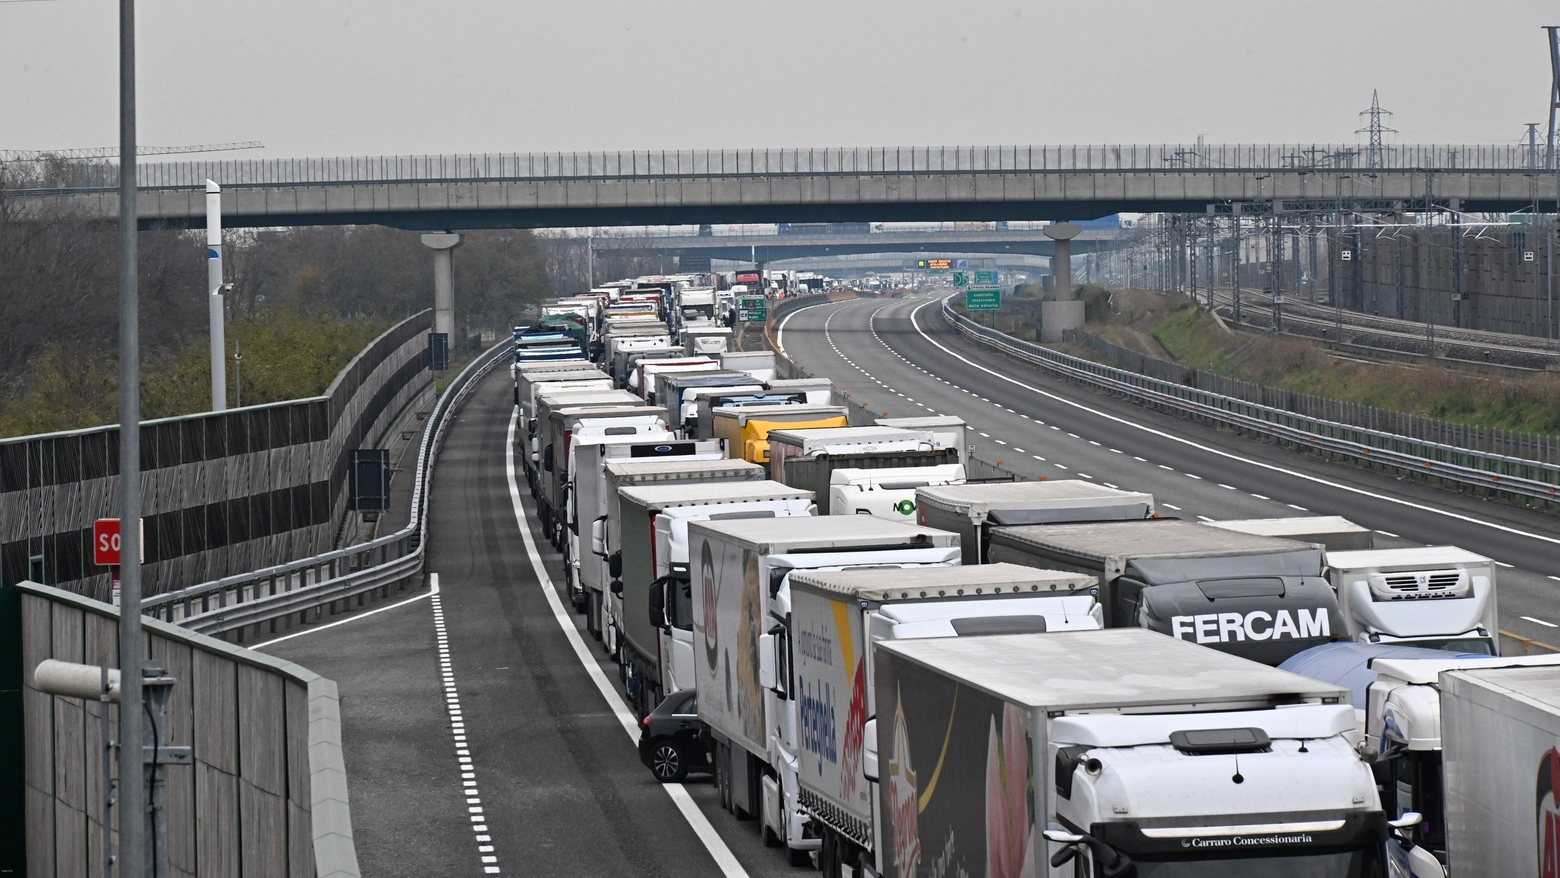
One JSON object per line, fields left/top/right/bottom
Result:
{"left": 94, "top": 518, "right": 142, "bottom": 606}
{"left": 964, "top": 287, "right": 1002, "bottom": 311}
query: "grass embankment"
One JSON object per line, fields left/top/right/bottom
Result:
{"left": 1147, "top": 303, "right": 1560, "bottom": 436}
{"left": 0, "top": 311, "right": 390, "bottom": 437}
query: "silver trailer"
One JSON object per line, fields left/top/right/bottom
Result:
{"left": 1203, "top": 515, "right": 1374, "bottom": 551}
{"left": 917, "top": 481, "right": 1156, "bottom": 564}
{"left": 875, "top": 415, "right": 969, "bottom": 464}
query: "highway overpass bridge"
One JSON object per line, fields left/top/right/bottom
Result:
{"left": 12, "top": 142, "right": 1554, "bottom": 231}
{"left": 589, "top": 227, "right": 1125, "bottom": 262}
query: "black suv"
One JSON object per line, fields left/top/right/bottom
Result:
{"left": 637, "top": 689, "right": 709, "bottom": 783}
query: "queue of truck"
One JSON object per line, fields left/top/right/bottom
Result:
{"left": 516, "top": 288, "right": 1540, "bottom": 876}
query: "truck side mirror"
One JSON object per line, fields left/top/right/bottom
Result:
{"left": 647, "top": 578, "right": 667, "bottom": 630}
{"left": 758, "top": 633, "right": 776, "bottom": 690}
{"left": 862, "top": 718, "right": 879, "bottom": 783}
{"left": 610, "top": 579, "right": 623, "bottom": 596}
{"left": 608, "top": 552, "right": 622, "bottom": 579}
{"left": 543, "top": 444, "right": 554, "bottom": 472}
{"left": 591, "top": 517, "right": 607, "bottom": 557}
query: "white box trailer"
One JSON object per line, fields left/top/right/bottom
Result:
{"left": 510, "top": 360, "right": 601, "bottom": 407}
{"left": 652, "top": 370, "right": 762, "bottom": 431}
{"left": 766, "top": 378, "right": 834, "bottom": 404}
{"left": 1326, "top": 546, "right": 1498, "bottom": 655}
{"left": 1203, "top": 516, "right": 1375, "bottom": 551}
{"left": 683, "top": 325, "right": 732, "bottom": 355}
{"left": 632, "top": 357, "right": 719, "bottom": 398}
{"left": 875, "top": 415, "right": 968, "bottom": 464}
{"left": 617, "top": 481, "right": 815, "bottom": 713}
{"left": 917, "top": 481, "right": 1156, "bottom": 564}
{"left": 766, "top": 426, "right": 934, "bottom": 480}
{"left": 872, "top": 631, "right": 1388, "bottom": 878}
{"left": 612, "top": 344, "right": 681, "bottom": 389}
{"left": 987, "top": 520, "right": 1344, "bottom": 666}
{"left": 689, "top": 516, "right": 961, "bottom": 861}
{"left": 1441, "top": 663, "right": 1560, "bottom": 877}
{"left": 514, "top": 367, "right": 609, "bottom": 423}
{"left": 789, "top": 565, "right": 1099, "bottom": 872}
{"left": 720, "top": 350, "right": 780, "bottom": 383}
{"left": 692, "top": 390, "right": 812, "bottom": 440}
{"left": 597, "top": 459, "right": 767, "bottom": 658}
{"left": 523, "top": 387, "right": 637, "bottom": 486}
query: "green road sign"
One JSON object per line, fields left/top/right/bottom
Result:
{"left": 965, "top": 287, "right": 1002, "bottom": 311}
{"left": 952, "top": 271, "right": 969, "bottom": 287}
{"left": 741, "top": 307, "right": 768, "bottom": 321}
{"left": 975, "top": 270, "right": 998, "bottom": 284}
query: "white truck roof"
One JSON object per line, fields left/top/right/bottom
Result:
{"left": 918, "top": 480, "right": 1153, "bottom": 517}
{"left": 711, "top": 404, "right": 849, "bottom": 423}
{"left": 767, "top": 426, "right": 931, "bottom": 453}
{"left": 603, "top": 459, "right": 763, "bottom": 481}
{"left": 618, "top": 480, "right": 812, "bottom": 509}
{"left": 765, "top": 378, "right": 832, "bottom": 393}
{"left": 1326, "top": 546, "right": 1491, "bottom": 570}
{"left": 829, "top": 464, "right": 965, "bottom": 486}
{"left": 1204, "top": 516, "right": 1372, "bottom": 548}
{"left": 878, "top": 629, "right": 1348, "bottom": 712}
{"left": 1374, "top": 654, "right": 1560, "bottom": 686}
{"left": 875, "top": 415, "right": 967, "bottom": 429}
{"left": 788, "top": 562, "right": 1093, "bottom": 602}
{"left": 560, "top": 405, "right": 668, "bottom": 425}
{"left": 536, "top": 390, "right": 642, "bottom": 408}
{"left": 689, "top": 514, "right": 958, "bottom": 553}
{"left": 993, "top": 519, "right": 1313, "bottom": 561}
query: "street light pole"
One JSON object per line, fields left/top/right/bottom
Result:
{"left": 117, "top": 0, "right": 147, "bottom": 876}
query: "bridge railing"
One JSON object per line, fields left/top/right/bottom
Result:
{"left": 940, "top": 297, "right": 1560, "bottom": 505}
{"left": 8, "top": 143, "right": 1550, "bottom": 191}
{"left": 139, "top": 338, "right": 510, "bottom": 636}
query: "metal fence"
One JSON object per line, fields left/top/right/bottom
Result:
{"left": 8, "top": 143, "right": 1552, "bottom": 191}
{"left": 940, "top": 300, "right": 1560, "bottom": 504}
{"left": 1065, "top": 328, "right": 1560, "bottom": 464}
{"left": 139, "top": 338, "right": 509, "bottom": 637}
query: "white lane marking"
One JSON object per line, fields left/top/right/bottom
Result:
{"left": 1133, "top": 456, "right": 1146, "bottom": 462}
{"left": 1251, "top": 494, "right": 1270, "bottom": 500}
{"left": 1078, "top": 473, "right": 1094, "bottom": 479}
{"left": 1287, "top": 504, "right": 1309, "bottom": 511}
{"left": 1497, "top": 562, "right": 1515, "bottom": 568}
{"left": 253, "top": 577, "right": 440, "bottom": 648}
{"left": 1197, "top": 516, "right": 1216, "bottom": 523}
{"left": 1218, "top": 484, "right": 1237, "bottom": 490}
{"left": 1032, "top": 455, "right": 1046, "bottom": 461}
{"left": 1104, "top": 483, "right": 1120, "bottom": 489}
{"left": 995, "top": 440, "right": 1008, "bottom": 446}
{"left": 504, "top": 412, "right": 750, "bottom": 878}
{"left": 1550, "top": 576, "right": 1560, "bottom": 583}
{"left": 1522, "top": 616, "right": 1559, "bottom": 628}
{"left": 1186, "top": 474, "right": 1203, "bottom": 480}
{"left": 1014, "top": 448, "right": 1026, "bottom": 453}
{"left": 1375, "top": 530, "right": 1399, "bottom": 538}
{"left": 1110, "top": 449, "right": 1123, "bottom": 454}
{"left": 1163, "top": 504, "right": 1182, "bottom": 510}
{"left": 1088, "top": 440, "right": 1101, "bottom": 446}
{"left": 1055, "top": 464, "right": 1069, "bottom": 470}
{"left": 1158, "top": 465, "right": 1174, "bottom": 471}
{"left": 978, "top": 432, "right": 990, "bottom": 437}
{"left": 430, "top": 575, "right": 503, "bottom": 875}
{"left": 905, "top": 298, "right": 1560, "bottom": 550}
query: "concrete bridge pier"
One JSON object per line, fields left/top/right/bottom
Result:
{"left": 421, "top": 233, "right": 463, "bottom": 339}
{"left": 1040, "top": 222, "right": 1083, "bottom": 342}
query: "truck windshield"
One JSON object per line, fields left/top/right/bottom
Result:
{"left": 1132, "top": 849, "right": 1380, "bottom": 878}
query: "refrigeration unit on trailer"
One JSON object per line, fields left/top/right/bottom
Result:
{"left": 788, "top": 564, "right": 1099, "bottom": 876}
{"left": 710, "top": 404, "right": 851, "bottom": 464}
{"left": 871, "top": 630, "right": 1392, "bottom": 878}
{"left": 987, "top": 520, "right": 1343, "bottom": 666}
{"left": 829, "top": 465, "right": 966, "bottom": 520}
{"left": 597, "top": 459, "right": 767, "bottom": 656}
{"left": 1326, "top": 546, "right": 1498, "bottom": 655}
{"left": 766, "top": 427, "right": 961, "bottom": 515}
{"left": 689, "top": 516, "right": 960, "bottom": 864}
{"left": 1440, "top": 663, "right": 1560, "bottom": 877}
{"left": 618, "top": 481, "right": 816, "bottom": 714}
{"left": 917, "top": 481, "right": 1156, "bottom": 565}
{"left": 1203, "top": 516, "right": 1375, "bottom": 552}
{"left": 874, "top": 416, "right": 969, "bottom": 465}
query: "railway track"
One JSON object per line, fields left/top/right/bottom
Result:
{"left": 1205, "top": 288, "right": 1560, "bottom": 371}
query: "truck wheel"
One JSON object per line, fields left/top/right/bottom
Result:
{"left": 818, "top": 833, "right": 838, "bottom": 878}
{"left": 788, "top": 847, "right": 811, "bottom": 868}
{"left": 649, "top": 740, "right": 688, "bottom": 783}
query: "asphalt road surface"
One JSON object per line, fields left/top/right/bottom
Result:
{"left": 776, "top": 293, "right": 1560, "bottom": 645}
{"left": 265, "top": 373, "right": 801, "bottom": 878}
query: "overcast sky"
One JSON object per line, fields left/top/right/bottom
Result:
{"left": 4, "top": 1, "right": 1557, "bottom": 158}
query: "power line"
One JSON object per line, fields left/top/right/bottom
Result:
{"left": 0, "top": 140, "right": 263, "bottom": 162}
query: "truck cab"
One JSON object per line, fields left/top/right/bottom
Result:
{"left": 829, "top": 465, "right": 966, "bottom": 520}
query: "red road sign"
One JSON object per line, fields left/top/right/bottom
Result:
{"left": 93, "top": 518, "right": 143, "bottom": 566}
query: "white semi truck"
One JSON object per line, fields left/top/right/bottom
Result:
{"left": 788, "top": 564, "right": 1100, "bottom": 875}
{"left": 1326, "top": 547, "right": 1498, "bottom": 655}
{"left": 916, "top": 481, "right": 1156, "bottom": 564}
{"left": 689, "top": 516, "right": 961, "bottom": 864}
{"left": 987, "top": 520, "right": 1343, "bottom": 666}
{"left": 617, "top": 480, "right": 816, "bottom": 715}
{"left": 870, "top": 630, "right": 1396, "bottom": 878}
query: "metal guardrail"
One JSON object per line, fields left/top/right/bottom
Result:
{"left": 941, "top": 297, "right": 1560, "bottom": 504}
{"left": 141, "top": 340, "right": 511, "bottom": 635}
{"left": 7, "top": 143, "right": 1553, "bottom": 191}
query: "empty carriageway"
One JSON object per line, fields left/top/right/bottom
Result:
{"left": 261, "top": 370, "right": 799, "bottom": 878}
{"left": 776, "top": 294, "right": 1560, "bottom": 646}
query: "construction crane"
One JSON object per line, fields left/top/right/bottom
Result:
{"left": 0, "top": 141, "right": 263, "bottom": 162}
